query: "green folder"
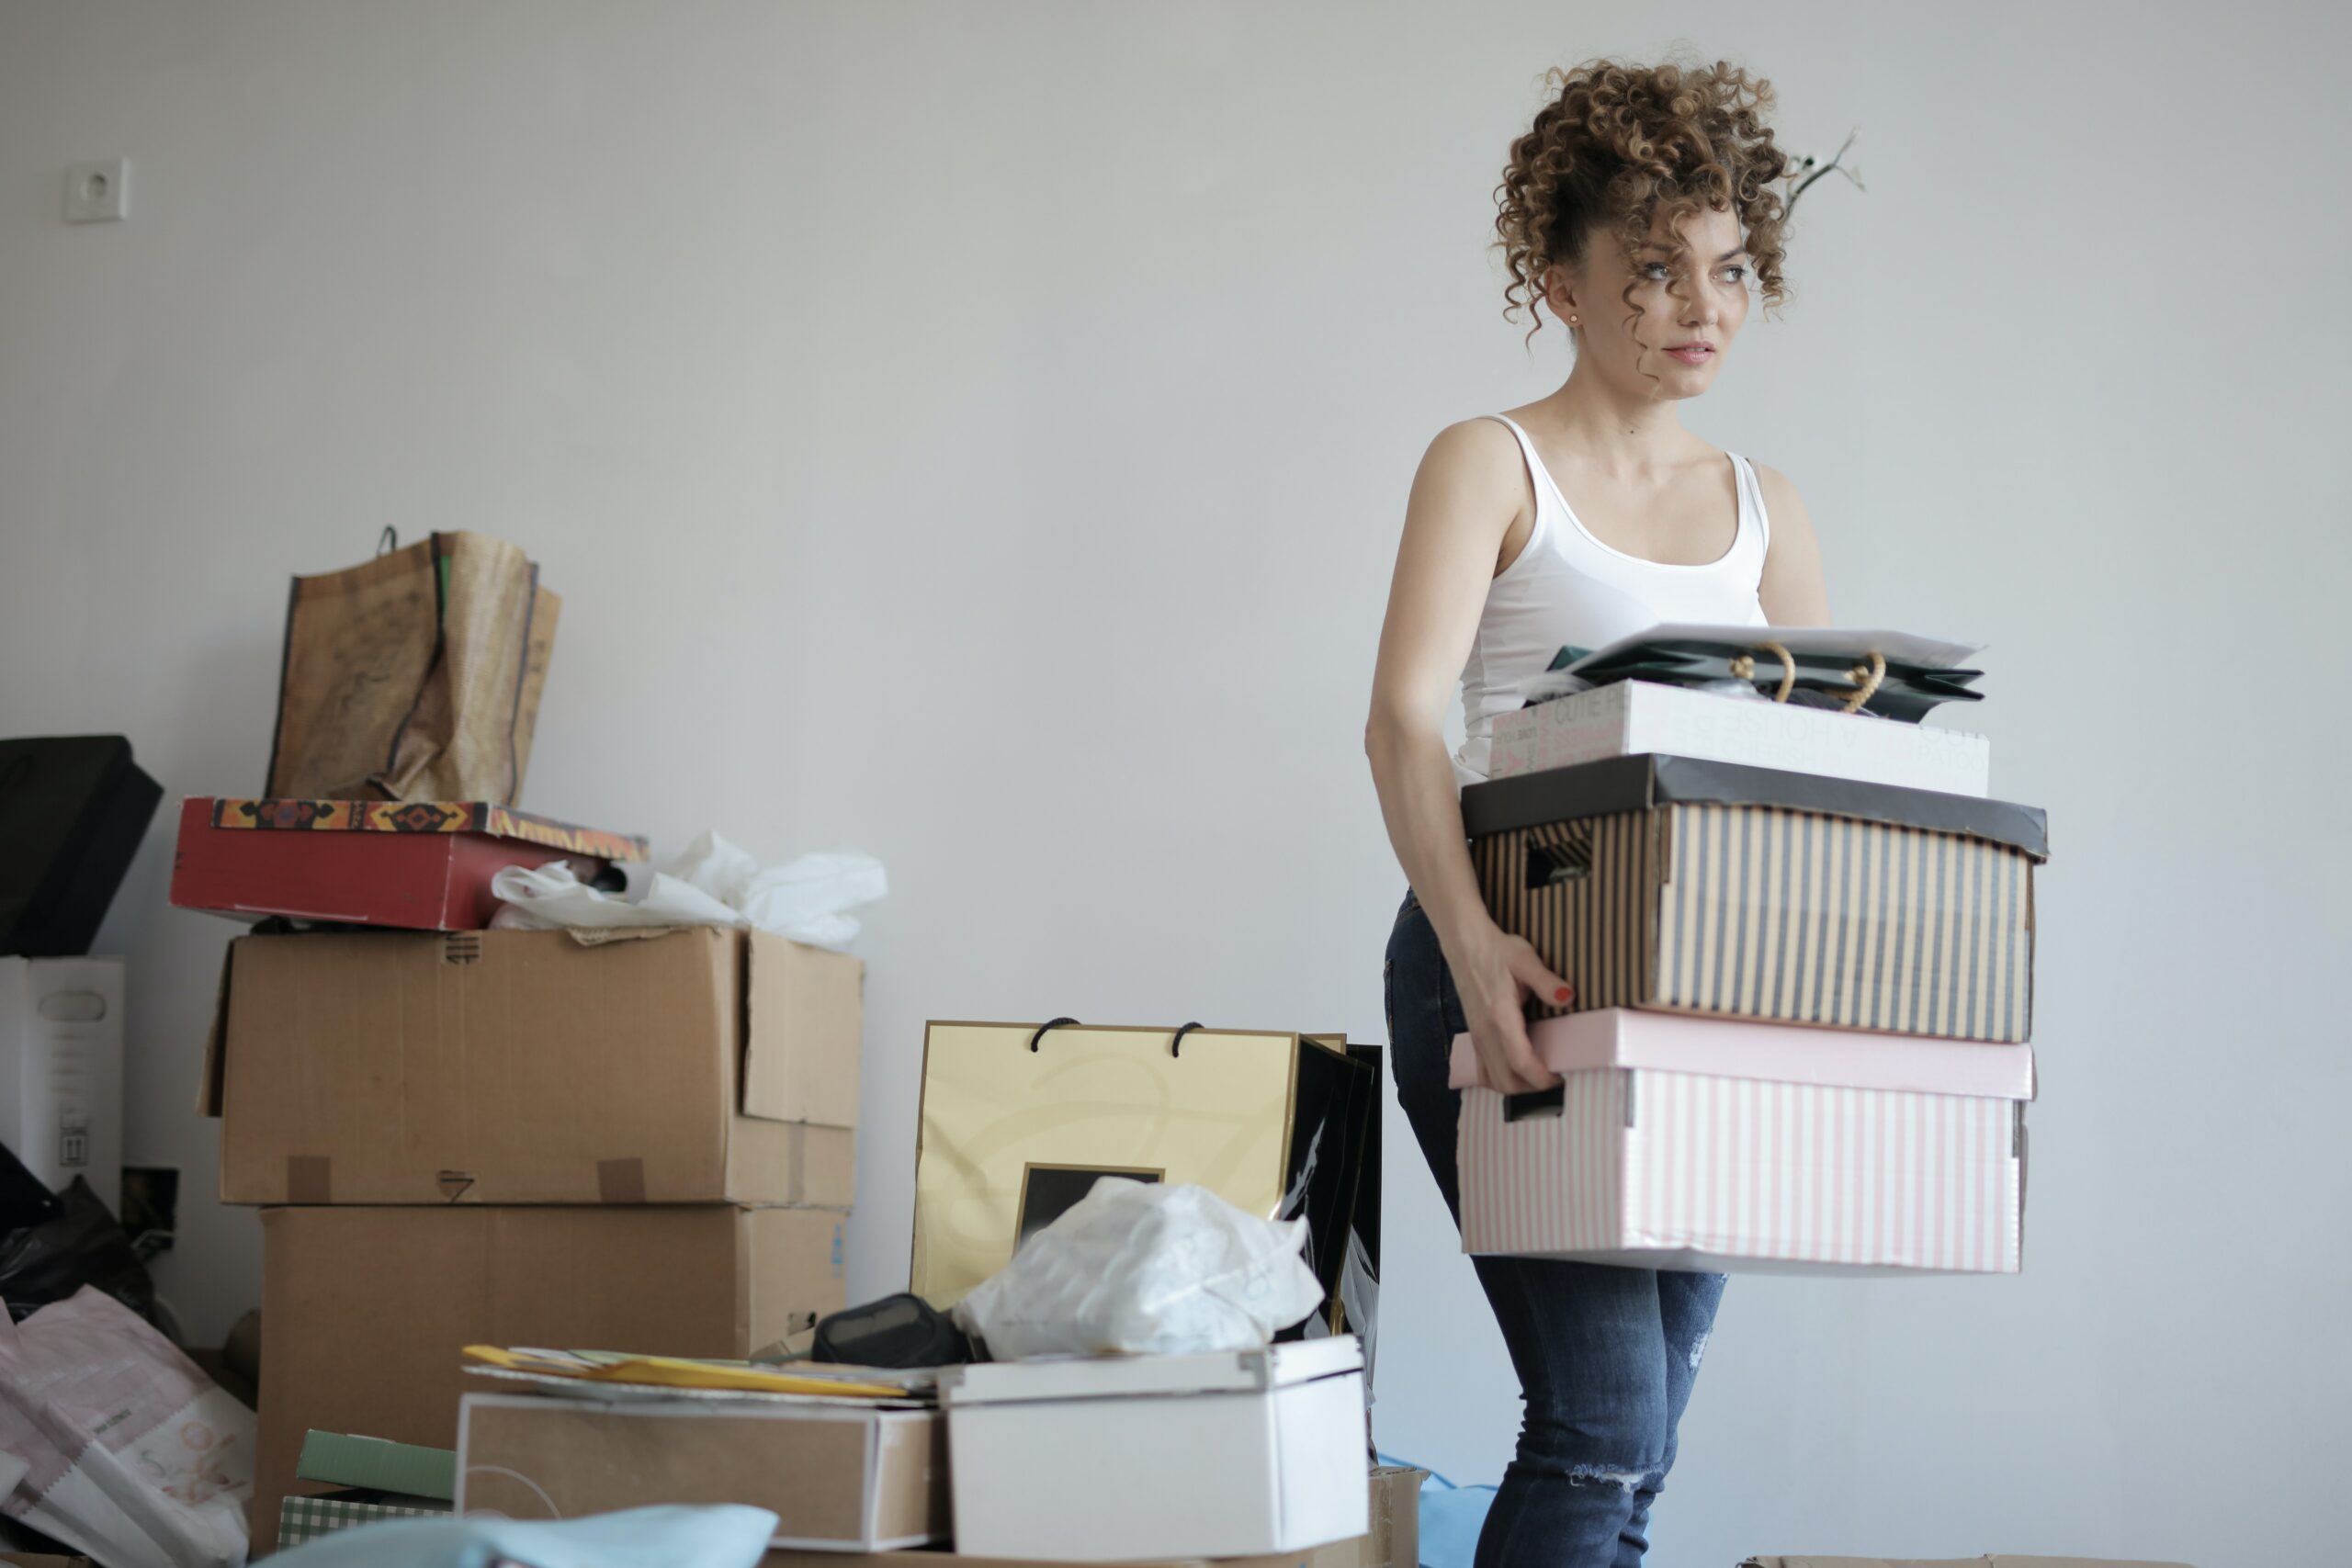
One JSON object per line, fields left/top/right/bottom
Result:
{"left": 295, "top": 1429, "right": 458, "bottom": 1502}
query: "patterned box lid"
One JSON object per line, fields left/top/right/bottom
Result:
{"left": 204, "top": 797, "right": 649, "bottom": 861}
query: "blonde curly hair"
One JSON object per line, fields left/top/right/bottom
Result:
{"left": 1494, "top": 57, "right": 1793, "bottom": 350}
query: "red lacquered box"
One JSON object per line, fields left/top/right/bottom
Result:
{"left": 170, "top": 796, "right": 649, "bottom": 931}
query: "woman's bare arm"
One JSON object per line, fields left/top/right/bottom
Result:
{"left": 1365, "top": 420, "right": 1569, "bottom": 1094}
{"left": 1755, "top": 463, "right": 1831, "bottom": 625}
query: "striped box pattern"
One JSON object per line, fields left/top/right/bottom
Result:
{"left": 1472, "top": 800, "right": 2036, "bottom": 1042}
{"left": 1458, "top": 1066, "right": 2025, "bottom": 1273}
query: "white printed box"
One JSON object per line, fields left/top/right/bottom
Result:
{"left": 1487, "top": 680, "right": 1991, "bottom": 796}
{"left": 0, "top": 957, "right": 124, "bottom": 1212}
{"left": 1450, "top": 1010, "right": 2031, "bottom": 1274}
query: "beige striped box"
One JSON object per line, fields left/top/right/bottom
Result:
{"left": 1463, "top": 755, "right": 2049, "bottom": 1043}
{"left": 1453, "top": 1010, "right": 2032, "bottom": 1274}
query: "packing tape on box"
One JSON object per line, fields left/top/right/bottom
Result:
{"left": 286, "top": 1156, "right": 331, "bottom": 1203}
{"left": 596, "top": 1157, "right": 647, "bottom": 1203}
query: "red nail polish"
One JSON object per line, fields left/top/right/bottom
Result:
{"left": 1555, "top": 987, "right": 1572, "bottom": 1002}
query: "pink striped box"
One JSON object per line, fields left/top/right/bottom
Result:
{"left": 1449, "top": 1011, "right": 2032, "bottom": 1274}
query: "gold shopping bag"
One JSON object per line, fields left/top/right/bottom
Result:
{"left": 911, "top": 1021, "right": 1374, "bottom": 1320}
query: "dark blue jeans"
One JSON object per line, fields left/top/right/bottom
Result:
{"left": 1385, "top": 889, "right": 1725, "bottom": 1568}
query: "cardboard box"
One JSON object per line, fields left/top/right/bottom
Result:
{"left": 0, "top": 958, "right": 122, "bottom": 1213}
{"left": 1455, "top": 1010, "right": 2033, "bottom": 1273}
{"left": 764, "top": 1554, "right": 1319, "bottom": 1568}
{"left": 1305, "top": 1465, "right": 1423, "bottom": 1568}
{"left": 1741, "top": 1559, "right": 2197, "bottom": 1567}
{"left": 1487, "top": 680, "right": 1993, "bottom": 795}
{"left": 1464, "top": 754, "right": 2048, "bottom": 1043}
{"left": 201, "top": 925, "right": 861, "bottom": 1204}
{"left": 252, "top": 1203, "right": 846, "bottom": 1555}
{"left": 169, "top": 795, "right": 647, "bottom": 931}
{"left": 913, "top": 1022, "right": 1373, "bottom": 1317}
{"left": 458, "top": 1393, "right": 946, "bottom": 1549}
{"left": 938, "top": 1339, "right": 1368, "bottom": 1562}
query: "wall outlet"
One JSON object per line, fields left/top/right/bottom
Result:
{"left": 64, "top": 158, "right": 129, "bottom": 223}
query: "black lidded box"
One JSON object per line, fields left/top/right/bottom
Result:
{"left": 0, "top": 736, "right": 164, "bottom": 956}
{"left": 1461, "top": 752, "right": 2050, "bottom": 1043}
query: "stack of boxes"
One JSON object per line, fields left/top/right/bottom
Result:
{"left": 196, "top": 907, "right": 864, "bottom": 1551}
{"left": 1451, "top": 673, "right": 2046, "bottom": 1273}
{"left": 415, "top": 1019, "right": 1406, "bottom": 1568}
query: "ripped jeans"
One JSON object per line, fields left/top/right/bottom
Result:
{"left": 1385, "top": 888, "right": 1725, "bottom": 1568}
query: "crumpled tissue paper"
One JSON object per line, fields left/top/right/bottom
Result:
{"left": 490, "top": 831, "right": 885, "bottom": 952}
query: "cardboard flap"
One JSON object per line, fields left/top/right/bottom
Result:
{"left": 1450, "top": 1009, "right": 2036, "bottom": 1100}
{"left": 741, "top": 932, "right": 864, "bottom": 1124}
{"left": 196, "top": 942, "right": 235, "bottom": 1118}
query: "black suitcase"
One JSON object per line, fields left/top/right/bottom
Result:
{"left": 0, "top": 736, "right": 163, "bottom": 956}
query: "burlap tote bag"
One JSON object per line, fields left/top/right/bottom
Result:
{"left": 265, "top": 530, "right": 560, "bottom": 805}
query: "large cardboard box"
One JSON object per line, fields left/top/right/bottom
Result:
{"left": 253, "top": 1203, "right": 846, "bottom": 1555}
{"left": 1487, "top": 680, "right": 1992, "bottom": 795}
{"left": 1305, "top": 1466, "right": 1423, "bottom": 1568}
{"left": 912, "top": 1022, "right": 1373, "bottom": 1319}
{"left": 458, "top": 1393, "right": 946, "bottom": 1549}
{"left": 202, "top": 926, "right": 860, "bottom": 1204}
{"left": 0, "top": 958, "right": 122, "bottom": 1213}
{"left": 938, "top": 1339, "right": 1368, "bottom": 1562}
{"left": 1463, "top": 754, "right": 2048, "bottom": 1043}
{"left": 169, "top": 795, "right": 647, "bottom": 931}
{"left": 766, "top": 1555, "right": 1316, "bottom": 1568}
{"left": 1453, "top": 1011, "right": 2034, "bottom": 1273}
{"left": 1741, "top": 1559, "right": 2196, "bottom": 1567}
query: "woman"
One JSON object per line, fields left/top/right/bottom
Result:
{"left": 1363, "top": 59, "right": 1832, "bottom": 1567}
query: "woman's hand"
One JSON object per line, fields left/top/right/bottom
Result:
{"left": 1442, "top": 914, "right": 1572, "bottom": 1095}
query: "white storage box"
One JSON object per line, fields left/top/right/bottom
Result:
{"left": 1453, "top": 1010, "right": 2032, "bottom": 1275}
{"left": 0, "top": 957, "right": 124, "bottom": 1210}
{"left": 938, "top": 1338, "right": 1368, "bottom": 1562}
{"left": 1487, "top": 679, "right": 1991, "bottom": 795}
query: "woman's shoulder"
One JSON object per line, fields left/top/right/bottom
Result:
{"left": 1414, "top": 414, "right": 1531, "bottom": 492}
{"left": 1428, "top": 411, "right": 1523, "bottom": 453}
{"left": 1741, "top": 457, "right": 1812, "bottom": 534}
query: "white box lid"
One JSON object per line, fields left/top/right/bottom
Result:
{"left": 938, "top": 1337, "right": 1362, "bottom": 1407}
{"left": 1450, "top": 1009, "right": 2036, "bottom": 1100}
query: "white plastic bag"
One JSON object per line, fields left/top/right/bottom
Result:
{"left": 0, "top": 1285, "right": 254, "bottom": 1567}
{"left": 490, "top": 832, "right": 888, "bottom": 952}
{"left": 952, "top": 1180, "right": 1325, "bottom": 1359}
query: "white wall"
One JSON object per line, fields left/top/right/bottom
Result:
{"left": 4, "top": 4, "right": 2346, "bottom": 1564}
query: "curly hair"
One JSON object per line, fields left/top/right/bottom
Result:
{"left": 1493, "top": 57, "right": 1793, "bottom": 352}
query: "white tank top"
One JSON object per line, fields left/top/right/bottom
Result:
{"left": 1453, "top": 412, "right": 1771, "bottom": 786}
